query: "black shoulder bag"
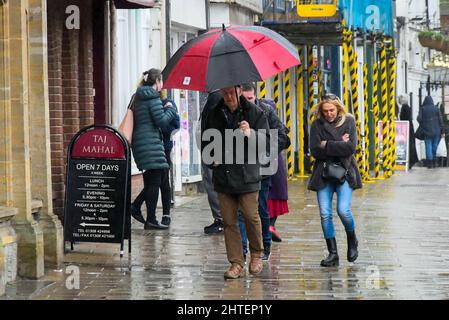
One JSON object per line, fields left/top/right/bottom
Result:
{"left": 322, "top": 160, "right": 347, "bottom": 184}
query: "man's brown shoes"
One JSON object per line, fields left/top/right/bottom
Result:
{"left": 249, "top": 256, "right": 263, "bottom": 275}
{"left": 224, "top": 263, "right": 244, "bottom": 279}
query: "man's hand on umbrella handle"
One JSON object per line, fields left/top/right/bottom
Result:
{"left": 239, "top": 121, "right": 251, "bottom": 137}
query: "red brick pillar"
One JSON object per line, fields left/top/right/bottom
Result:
{"left": 47, "top": 1, "right": 65, "bottom": 218}
{"left": 61, "top": 22, "right": 80, "bottom": 158}
{"left": 47, "top": 0, "right": 95, "bottom": 220}
{"left": 79, "top": 0, "right": 94, "bottom": 128}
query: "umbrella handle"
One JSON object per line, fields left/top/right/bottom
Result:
{"left": 235, "top": 86, "right": 243, "bottom": 122}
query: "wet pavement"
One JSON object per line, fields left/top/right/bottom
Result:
{"left": 3, "top": 166, "right": 449, "bottom": 300}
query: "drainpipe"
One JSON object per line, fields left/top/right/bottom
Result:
{"left": 109, "top": 1, "right": 116, "bottom": 125}
{"left": 165, "top": 0, "right": 171, "bottom": 66}
{"left": 205, "top": 0, "right": 210, "bottom": 30}
{"left": 164, "top": 0, "right": 175, "bottom": 205}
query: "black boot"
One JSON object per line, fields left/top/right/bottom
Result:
{"left": 262, "top": 245, "right": 271, "bottom": 261}
{"left": 320, "top": 238, "right": 339, "bottom": 267}
{"left": 346, "top": 230, "right": 359, "bottom": 262}
{"left": 131, "top": 204, "right": 145, "bottom": 224}
{"left": 144, "top": 214, "right": 168, "bottom": 230}
{"left": 432, "top": 159, "right": 437, "bottom": 168}
{"left": 426, "top": 159, "right": 432, "bottom": 169}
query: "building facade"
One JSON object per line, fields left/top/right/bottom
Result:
{"left": 395, "top": 0, "right": 442, "bottom": 160}
{"left": 1, "top": 0, "right": 64, "bottom": 294}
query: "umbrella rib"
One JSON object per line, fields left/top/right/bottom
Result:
{"left": 210, "top": 49, "right": 247, "bottom": 58}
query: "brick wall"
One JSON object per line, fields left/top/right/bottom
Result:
{"left": 47, "top": 0, "right": 95, "bottom": 219}
{"left": 47, "top": 1, "right": 64, "bottom": 218}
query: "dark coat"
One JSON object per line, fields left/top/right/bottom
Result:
{"left": 417, "top": 96, "right": 444, "bottom": 138}
{"left": 161, "top": 98, "right": 180, "bottom": 152}
{"left": 268, "top": 152, "right": 288, "bottom": 200}
{"left": 131, "top": 86, "right": 177, "bottom": 171}
{"left": 307, "top": 115, "right": 362, "bottom": 192}
{"left": 399, "top": 103, "right": 418, "bottom": 168}
{"left": 203, "top": 96, "right": 270, "bottom": 194}
{"left": 257, "top": 99, "right": 291, "bottom": 153}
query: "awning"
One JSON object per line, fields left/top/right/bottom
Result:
{"left": 113, "top": 0, "right": 155, "bottom": 9}
{"left": 261, "top": 18, "right": 344, "bottom": 46}
{"left": 259, "top": 11, "right": 344, "bottom": 46}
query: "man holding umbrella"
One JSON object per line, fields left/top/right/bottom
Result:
{"left": 161, "top": 24, "right": 300, "bottom": 279}
{"left": 202, "top": 85, "right": 270, "bottom": 279}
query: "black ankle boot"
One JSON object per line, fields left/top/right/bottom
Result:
{"left": 426, "top": 160, "right": 432, "bottom": 169}
{"left": 262, "top": 246, "right": 271, "bottom": 261}
{"left": 320, "top": 238, "right": 339, "bottom": 267}
{"left": 144, "top": 215, "right": 168, "bottom": 230}
{"left": 131, "top": 204, "right": 145, "bottom": 224}
{"left": 346, "top": 230, "right": 359, "bottom": 262}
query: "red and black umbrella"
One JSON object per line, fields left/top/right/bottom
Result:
{"left": 162, "top": 25, "right": 300, "bottom": 92}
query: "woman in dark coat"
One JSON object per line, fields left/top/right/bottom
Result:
{"left": 417, "top": 96, "right": 444, "bottom": 168}
{"left": 267, "top": 152, "right": 289, "bottom": 242}
{"left": 398, "top": 95, "right": 418, "bottom": 169}
{"left": 130, "top": 69, "right": 177, "bottom": 230}
{"left": 308, "top": 93, "right": 362, "bottom": 267}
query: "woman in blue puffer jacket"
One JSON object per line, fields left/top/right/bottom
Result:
{"left": 131, "top": 69, "right": 177, "bottom": 229}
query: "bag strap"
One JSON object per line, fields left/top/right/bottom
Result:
{"left": 127, "top": 94, "right": 136, "bottom": 111}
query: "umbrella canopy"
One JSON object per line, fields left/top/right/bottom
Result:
{"left": 162, "top": 25, "right": 300, "bottom": 92}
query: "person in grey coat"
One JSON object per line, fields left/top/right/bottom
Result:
{"left": 308, "top": 93, "right": 362, "bottom": 267}
{"left": 417, "top": 96, "right": 444, "bottom": 168}
{"left": 131, "top": 69, "right": 177, "bottom": 230}
{"left": 200, "top": 90, "right": 224, "bottom": 234}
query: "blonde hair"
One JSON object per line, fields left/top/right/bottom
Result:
{"left": 315, "top": 96, "right": 351, "bottom": 127}
{"left": 160, "top": 89, "right": 168, "bottom": 100}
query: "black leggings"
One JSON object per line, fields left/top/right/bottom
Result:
{"left": 133, "top": 149, "right": 172, "bottom": 218}
{"left": 133, "top": 169, "right": 164, "bottom": 220}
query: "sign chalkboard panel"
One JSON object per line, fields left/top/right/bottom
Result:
{"left": 64, "top": 125, "right": 131, "bottom": 256}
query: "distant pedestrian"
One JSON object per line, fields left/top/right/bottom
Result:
{"left": 130, "top": 68, "right": 178, "bottom": 230}
{"left": 202, "top": 85, "right": 269, "bottom": 279}
{"left": 268, "top": 152, "right": 289, "bottom": 243}
{"left": 308, "top": 93, "right": 362, "bottom": 267}
{"left": 398, "top": 94, "right": 418, "bottom": 169}
{"left": 159, "top": 94, "right": 180, "bottom": 226}
{"left": 200, "top": 90, "right": 225, "bottom": 234}
{"left": 417, "top": 96, "right": 444, "bottom": 168}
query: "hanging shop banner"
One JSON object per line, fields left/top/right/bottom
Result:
{"left": 339, "top": 0, "right": 394, "bottom": 36}
{"left": 64, "top": 125, "right": 131, "bottom": 256}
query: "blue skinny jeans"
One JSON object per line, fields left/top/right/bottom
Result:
{"left": 317, "top": 181, "right": 355, "bottom": 239}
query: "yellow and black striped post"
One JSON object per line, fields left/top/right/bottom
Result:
{"left": 259, "top": 81, "right": 266, "bottom": 100}
{"left": 308, "top": 46, "right": 316, "bottom": 123}
{"left": 348, "top": 33, "right": 365, "bottom": 178}
{"left": 380, "top": 38, "right": 391, "bottom": 178}
{"left": 342, "top": 29, "right": 350, "bottom": 109}
{"left": 308, "top": 46, "right": 317, "bottom": 169}
{"left": 388, "top": 45, "right": 398, "bottom": 175}
{"left": 274, "top": 74, "right": 280, "bottom": 116}
{"left": 318, "top": 68, "right": 323, "bottom": 99}
{"left": 297, "top": 47, "right": 308, "bottom": 178}
{"left": 372, "top": 61, "right": 383, "bottom": 179}
{"left": 363, "top": 63, "right": 374, "bottom": 183}
{"left": 284, "top": 69, "right": 296, "bottom": 181}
